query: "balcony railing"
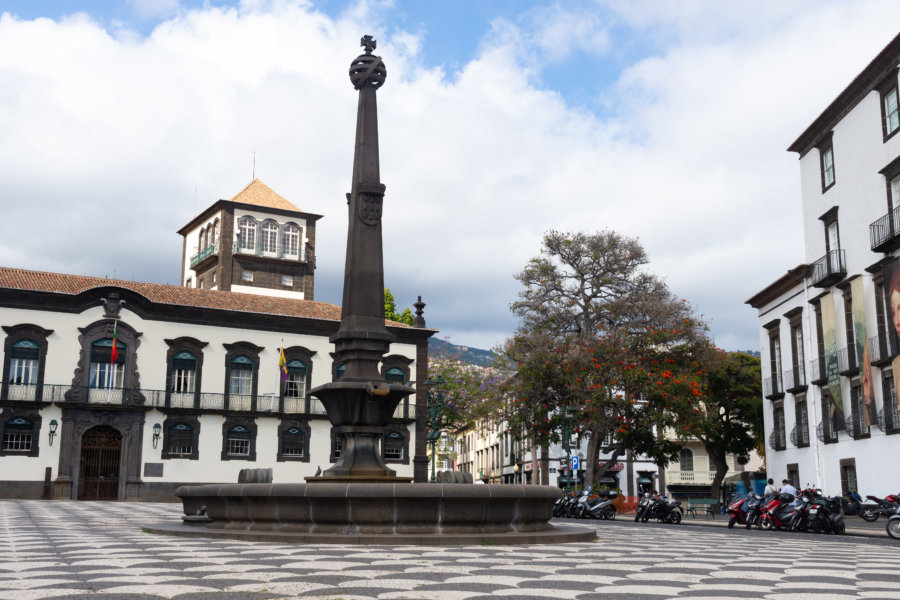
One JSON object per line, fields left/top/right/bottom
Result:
{"left": 769, "top": 428, "right": 786, "bottom": 451}
{"left": 1, "top": 383, "right": 416, "bottom": 420}
{"left": 189, "top": 243, "right": 219, "bottom": 267}
{"left": 810, "top": 356, "right": 827, "bottom": 385}
{"left": 837, "top": 345, "right": 858, "bottom": 375}
{"left": 764, "top": 374, "right": 783, "bottom": 399}
{"left": 233, "top": 240, "right": 306, "bottom": 262}
{"left": 810, "top": 249, "right": 846, "bottom": 287}
{"left": 869, "top": 206, "right": 900, "bottom": 253}
{"left": 665, "top": 470, "right": 717, "bottom": 486}
{"left": 816, "top": 420, "right": 838, "bottom": 443}
{"left": 869, "top": 332, "right": 897, "bottom": 365}
{"left": 783, "top": 366, "right": 807, "bottom": 393}
{"left": 878, "top": 406, "right": 900, "bottom": 434}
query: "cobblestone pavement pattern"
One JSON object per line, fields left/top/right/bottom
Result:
{"left": 2, "top": 500, "right": 899, "bottom": 600}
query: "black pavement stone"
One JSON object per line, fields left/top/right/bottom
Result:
{"left": 173, "top": 593, "right": 280, "bottom": 600}
{"left": 407, "top": 582, "right": 510, "bottom": 593}
{"left": 296, "top": 587, "right": 396, "bottom": 597}
{"left": 517, "top": 579, "right": 605, "bottom": 591}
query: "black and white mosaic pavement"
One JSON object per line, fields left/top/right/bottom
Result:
{"left": 1, "top": 499, "right": 899, "bottom": 599}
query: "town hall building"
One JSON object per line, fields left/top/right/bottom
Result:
{"left": 0, "top": 180, "right": 433, "bottom": 501}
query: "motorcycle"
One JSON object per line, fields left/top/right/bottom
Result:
{"left": 807, "top": 494, "right": 845, "bottom": 535}
{"left": 787, "top": 489, "right": 820, "bottom": 532}
{"left": 758, "top": 493, "right": 795, "bottom": 530}
{"left": 635, "top": 493, "right": 652, "bottom": 522}
{"left": 860, "top": 494, "right": 900, "bottom": 522}
{"left": 640, "top": 494, "right": 683, "bottom": 524}
{"left": 554, "top": 491, "right": 580, "bottom": 518}
{"left": 726, "top": 494, "right": 750, "bottom": 529}
{"left": 842, "top": 491, "right": 863, "bottom": 517}
{"left": 585, "top": 490, "right": 617, "bottom": 520}
{"left": 886, "top": 505, "right": 900, "bottom": 540}
{"left": 743, "top": 493, "right": 766, "bottom": 529}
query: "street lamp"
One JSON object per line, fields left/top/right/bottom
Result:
{"left": 48, "top": 419, "right": 58, "bottom": 446}
{"left": 152, "top": 423, "right": 162, "bottom": 449}
{"left": 425, "top": 375, "right": 446, "bottom": 483}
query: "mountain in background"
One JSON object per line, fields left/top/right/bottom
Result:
{"left": 429, "top": 337, "right": 496, "bottom": 367}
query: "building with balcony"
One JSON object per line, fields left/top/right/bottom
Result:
{"left": 0, "top": 180, "right": 433, "bottom": 501}
{"left": 747, "top": 32, "right": 900, "bottom": 497}
{"left": 178, "top": 179, "right": 322, "bottom": 300}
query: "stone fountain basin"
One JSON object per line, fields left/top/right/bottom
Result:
{"left": 144, "top": 482, "right": 594, "bottom": 544}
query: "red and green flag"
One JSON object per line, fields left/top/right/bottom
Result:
{"left": 110, "top": 321, "right": 118, "bottom": 363}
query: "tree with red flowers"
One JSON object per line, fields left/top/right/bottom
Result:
{"left": 506, "top": 230, "right": 705, "bottom": 488}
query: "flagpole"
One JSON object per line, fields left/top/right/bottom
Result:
{"left": 270, "top": 339, "right": 282, "bottom": 412}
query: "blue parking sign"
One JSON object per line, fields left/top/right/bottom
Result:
{"left": 570, "top": 456, "right": 579, "bottom": 471}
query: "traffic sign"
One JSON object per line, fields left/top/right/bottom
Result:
{"left": 570, "top": 456, "right": 580, "bottom": 470}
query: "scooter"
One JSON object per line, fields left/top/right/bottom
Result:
{"left": 585, "top": 490, "right": 617, "bottom": 520}
{"left": 886, "top": 505, "right": 900, "bottom": 540}
{"left": 758, "top": 493, "right": 795, "bottom": 530}
{"left": 726, "top": 494, "right": 749, "bottom": 529}
{"left": 744, "top": 493, "right": 766, "bottom": 529}
{"left": 807, "top": 494, "right": 845, "bottom": 535}
{"left": 842, "top": 491, "right": 863, "bottom": 517}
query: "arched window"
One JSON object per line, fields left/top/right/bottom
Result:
{"left": 2, "top": 417, "right": 34, "bottom": 453}
{"left": 283, "top": 223, "right": 300, "bottom": 257}
{"left": 383, "top": 431, "right": 405, "bottom": 460}
{"left": 225, "top": 425, "right": 251, "bottom": 456}
{"left": 238, "top": 217, "right": 256, "bottom": 250}
{"left": 385, "top": 367, "right": 406, "bottom": 384}
{"left": 212, "top": 220, "right": 219, "bottom": 245}
{"left": 679, "top": 448, "right": 694, "bottom": 472}
{"left": 281, "top": 426, "right": 305, "bottom": 457}
{"left": 284, "top": 359, "right": 308, "bottom": 399}
{"left": 9, "top": 339, "right": 39, "bottom": 387}
{"left": 170, "top": 351, "right": 196, "bottom": 408}
{"left": 200, "top": 227, "right": 207, "bottom": 251}
{"left": 261, "top": 220, "right": 278, "bottom": 253}
{"left": 89, "top": 338, "right": 126, "bottom": 390}
{"left": 167, "top": 423, "right": 194, "bottom": 456}
{"left": 229, "top": 356, "right": 253, "bottom": 394}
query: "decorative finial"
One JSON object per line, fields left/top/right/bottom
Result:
{"left": 349, "top": 35, "right": 387, "bottom": 90}
{"left": 413, "top": 296, "right": 426, "bottom": 328}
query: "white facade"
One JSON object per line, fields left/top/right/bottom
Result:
{"left": 749, "top": 33, "right": 900, "bottom": 497}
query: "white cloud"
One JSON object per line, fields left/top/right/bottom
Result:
{"left": 0, "top": 1, "right": 898, "bottom": 353}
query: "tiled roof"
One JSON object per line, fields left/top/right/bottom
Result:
{"left": 0, "top": 267, "right": 412, "bottom": 328}
{"left": 230, "top": 179, "right": 302, "bottom": 212}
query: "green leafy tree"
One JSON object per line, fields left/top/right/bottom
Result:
{"left": 384, "top": 288, "right": 414, "bottom": 325}
{"left": 670, "top": 348, "right": 763, "bottom": 509}
{"left": 505, "top": 230, "right": 705, "bottom": 488}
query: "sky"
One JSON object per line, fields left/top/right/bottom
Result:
{"left": 1, "top": 1, "right": 899, "bottom": 353}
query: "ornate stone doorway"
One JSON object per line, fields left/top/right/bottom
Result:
{"left": 77, "top": 425, "right": 122, "bottom": 501}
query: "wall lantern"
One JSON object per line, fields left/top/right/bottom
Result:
{"left": 152, "top": 423, "right": 162, "bottom": 449}
{"left": 48, "top": 419, "right": 58, "bottom": 446}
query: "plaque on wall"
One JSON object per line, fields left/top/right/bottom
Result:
{"left": 143, "top": 463, "right": 164, "bottom": 478}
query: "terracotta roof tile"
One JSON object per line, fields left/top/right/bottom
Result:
{"left": 0, "top": 266, "right": 413, "bottom": 328}
{"left": 230, "top": 179, "right": 301, "bottom": 212}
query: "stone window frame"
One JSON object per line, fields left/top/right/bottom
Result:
{"left": 279, "top": 346, "right": 316, "bottom": 412}
{"left": 772, "top": 401, "right": 787, "bottom": 451}
{"left": 382, "top": 355, "right": 413, "bottom": 418}
{"left": 329, "top": 427, "right": 342, "bottom": 462}
{"left": 849, "top": 381, "right": 872, "bottom": 440}
{"left": 164, "top": 337, "right": 208, "bottom": 409}
{"left": 883, "top": 369, "right": 900, "bottom": 434}
{"left": 276, "top": 419, "right": 311, "bottom": 462}
{"left": 786, "top": 463, "right": 800, "bottom": 490}
{"left": 221, "top": 416, "right": 257, "bottom": 461}
{"left": 160, "top": 414, "right": 200, "bottom": 461}
{"left": 66, "top": 319, "right": 143, "bottom": 405}
{"left": 876, "top": 68, "right": 900, "bottom": 142}
{"left": 678, "top": 447, "right": 693, "bottom": 471}
{"left": 820, "top": 391, "right": 840, "bottom": 444}
{"left": 260, "top": 219, "right": 279, "bottom": 254}
{"left": 237, "top": 215, "right": 257, "bottom": 251}
{"left": 1, "top": 324, "right": 53, "bottom": 403}
{"left": 839, "top": 457, "right": 858, "bottom": 495}
{"left": 793, "top": 394, "right": 810, "bottom": 448}
{"left": 223, "top": 342, "right": 263, "bottom": 412}
{"left": 817, "top": 132, "right": 836, "bottom": 193}
{"left": 382, "top": 424, "right": 410, "bottom": 465}
{"left": 763, "top": 319, "right": 783, "bottom": 398}
{"left": 282, "top": 221, "right": 303, "bottom": 257}
{"left": 879, "top": 155, "right": 900, "bottom": 216}
{"left": 0, "top": 409, "right": 42, "bottom": 457}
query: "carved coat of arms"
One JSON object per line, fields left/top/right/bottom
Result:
{"left": 358, "top": 193, "right": 382, "bottom": 225}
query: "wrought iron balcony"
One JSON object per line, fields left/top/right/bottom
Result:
{"left": 816, "top": 420, "right": 838, "bottom": 443}
{"left": 810, "top": 356, "right": 827, "bottom": 385}
{"left": 768, "top": 428, "right": 786, "bottom": 450}
{"left": 783, "top": 366, "right": 807, "bottom": 393}
{"left": 869, "top": 332, "right": 897, "bottom": 366}
{"left": 810, "top": 249, "right": 846, "bottom": 287}
{"left": 878, "top": 406, "right": 900, "bottom": 434}
{"left": 845, "top": 413, "right": 869, "bottom": 440}
{"left": 189, "top": 243, "right": 219, "bottom": 268}
{"left": 837, "top": 345, "right": 859, "bottom": 376}
{"left": 233, "top": 240, "right": 306, "bottom": 262}
{"left": 764, "top": 374, "right": 783, "bottom": 399}
{"left": 790, "top": 423, "right": 810, "bottom": 448}
{"left": 1, "top": 382, "right": 416, "bottom": 420}
{"left": 870, "top": 206, "right": 900, "bottom": 253}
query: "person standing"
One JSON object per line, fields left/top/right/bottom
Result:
{"left": 780, "top": 479, "right": 798, "bottom": 499}
{"left": 763, "top": 478, "right": 777, "bottom": 496}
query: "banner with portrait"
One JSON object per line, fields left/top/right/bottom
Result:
{"left": 851, "top": 277, "right": 877, "bottom": 426}
{"left": 821, "top": 292, "right": 845, "bottom": 431}
{"left": 883, "top": 258, "right": 900, "bottom": 423}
